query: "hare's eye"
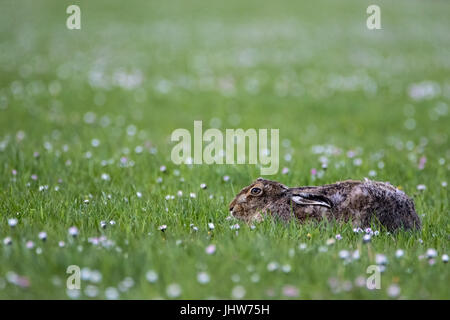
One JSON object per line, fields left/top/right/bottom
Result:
{"left": 250, "top": 187, "right": 262, "bottom": 195}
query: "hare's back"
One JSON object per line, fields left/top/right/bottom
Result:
{"left": 346, "top": 180, "right": 420, "bottom": 230}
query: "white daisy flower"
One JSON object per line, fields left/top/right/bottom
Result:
{"left": 146, "top": 270, "right": 158, "bottom": 283}
{"left": 68, "top": 226, "right": 79, "bottom": 237}
{"left": 8, "top": 218, "right": 18, "bottom": 227}
{"left": 197, "top": 272, "right": 210, "bottom": 284}
{"left": 38, "top": 231, "right": 47, "bottom": 241}
{"left": 231, "top": 286, "right": 246, "bottom": 299}
{"left": 166, "top": 283, "right": 182, "bottom": 298}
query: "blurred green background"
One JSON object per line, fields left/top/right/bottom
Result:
{"left": 1, "top": 0, "right": 448, "bottom": 151}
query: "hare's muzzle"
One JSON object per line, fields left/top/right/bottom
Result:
{"left": 228, "top": 194, "right": 248, "bottom": 219}
{"left": 229, "top": 206, "right": 239, "bottom": 218}
{"left": 228, "top": 198, "right": 237, "bottom": 216}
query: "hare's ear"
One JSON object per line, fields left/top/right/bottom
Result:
{"left": 291, "top": 193, "right": 332, "bottom": 208}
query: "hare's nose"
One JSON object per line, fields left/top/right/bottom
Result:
{"left": 230, "top": 205, "right": 237, "bottom": 217}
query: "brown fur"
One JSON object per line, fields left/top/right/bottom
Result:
{"left": 229, "top": 178, "right": 421, "bottom": 232}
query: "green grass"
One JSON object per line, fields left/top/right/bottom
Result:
{"left": 0, "top": 0, "right": 449, "bottom": 299}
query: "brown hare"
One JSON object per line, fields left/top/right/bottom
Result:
{"left": 229, "top": 178, "right": 421, "bottom": 232}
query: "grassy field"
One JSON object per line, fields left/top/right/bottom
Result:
{"left": 0, "top": 0, "right": 449, "bottom": 299}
